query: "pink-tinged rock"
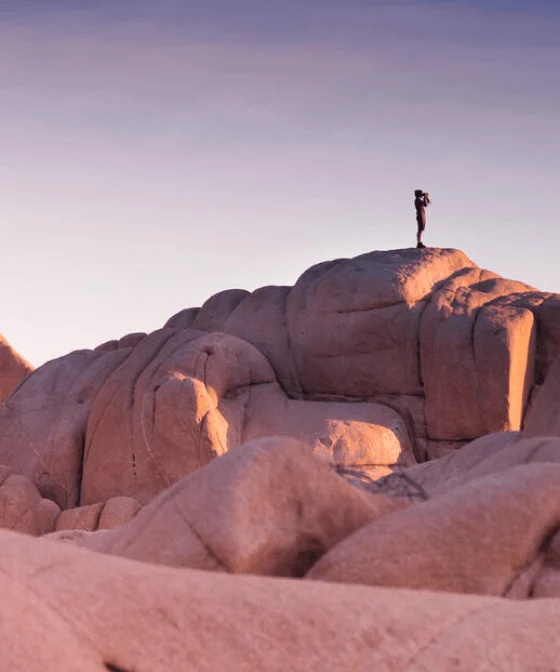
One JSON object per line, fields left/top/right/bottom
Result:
{"left": 243, "top": 386, "right": 415, "bottom": 474}
{"left": 532, "top": 567, "right": 560, "bottom": 598}
{"left": 191, "top": 288, "right": 250, "bottom": 332}
{"left": 86, "top": 437, "right": 406, "bottom": 574}
{"left": 0, "top": 348, "right": 132, "bottom": 508}
{"left": 80, "top": 329, "right": 278, "bottom": 505}
{"left": 53, "top": 497, "right": 142, "bottom": 532}
{"left": 118, "top": 332, "right": 147, "bottom": 348}
{"left": 421, "top": 287, "right": 536, "bottom": 440}
{"left": 97, "top": 496, "right": 142, "bottom": 530}
{"left": 533, "top": 530, "right": 560, "bottom": 598}
{"left": 475, "top": 304, "right": 535, "bottom": 433}
{"left": 0, "top": 323, "right": 412, "bottom": 509}
{"left": 163, "top": 306, "right": 200, "bottom": 329}
{"left": 531, "top": 294, "right": 560, "bottom": 382}
{"left": 2, "top": 528, "right": 560, "bottom": 671}
{"left": 524, "top": 353, "right": 560, "bottom": 438}
{"left": 0, "top": 474, "right": 60, "bottom": 535}
{"left": 388, "top": 432, "right": 560, "bottom": 498}
{"left": 55, "top": 502, "right": 104, "bottom": 532}
{"left": 81, "top": 328, "right": 412, "bottom": 506}
{"left": 285, "top": 248, "right": 476, "bottom": 397}
{"left": 307, "top": 463, "right": 560, "bottom": 597}
{"left": 414, "top": 439, "right": 467, "bottom": 463}
{"left": 0, "top": 334, "right": 33, "bottom": 403}
{"left": 223, "top": 285, "right": 301, "bottom": 394}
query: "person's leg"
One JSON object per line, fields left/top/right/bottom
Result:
{"left": 416, "top": 220, "right": 424, "bottom": 247}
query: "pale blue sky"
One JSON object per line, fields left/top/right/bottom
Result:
{"left": 1, "top": 1, "right": 559, "bottom": 365}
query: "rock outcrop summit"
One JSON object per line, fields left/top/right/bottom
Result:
{"left": 1, "top": 247, "right": 560, "bottom": 670}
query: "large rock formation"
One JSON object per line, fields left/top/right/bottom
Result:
{"left": 1, "top": 247, "right": 560, "bottom": 669}
{"left": 1, "top": 248, "right": 558, "bottom": 510}
{"left": 0, "top": 328, "right": 413, "bottom": 509}
{"left": 167, "top": 248, "right": 559, "bottom": 453}
{"left": 3, "top": 527, "right": 560, "bottom": 672}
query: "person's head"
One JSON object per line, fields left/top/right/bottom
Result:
{"left": 414, "top": 189, "right": 423, "bottom": 197}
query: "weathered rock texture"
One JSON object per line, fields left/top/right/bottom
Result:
{"left": 1, "top": 248, "right": 558, "bottom": 512}
{"left": 0, "top": 329, "right": 413, "bottom": 509}
{"left": 1, "top": 248, "right": 560, "bottom": 669}
{"left": 46, "top": 437, "right": 406, "bottom": 574}
{"left": 3, "top": 527, "right": 560, "bottom": 672}
{"left": 166, "top": 248, "right": 560, "bottom": 450}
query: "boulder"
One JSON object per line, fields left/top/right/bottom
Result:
{"left": 223, "top": 285, "right": 300, "bottom": 393}
{"left": 390, "top": 432, "right": 560, "bottom": 498}
{"left": 0, "top": 334, "right": 33, "bottom": 403}
{"left": 524, "top": 353, "right": 560, "bottom": 438}
{"left": 2, "top": 528, "right": 560, "bottom": 671}
{"left": 191, "top": 288, "right": 250, "bottom": 332}
{"left": 284, "top": 249, "right": 473, "bottom": 397}
{"left": 421, "top": 288, "right": 535, "bottom": 440}
{"left": 0, "top": 325, "right": 413, "bottom": 509}
{"left": 307, "top": 464, "right": 560, "bottom": 598}
{"left": 77, "top": 437, "right": 406, "bottom": 575}
{"left": 0, "top": 348, "right": 132, "bottom": 508}
{"left": 54, "top": 496, "right": 142, "bottom": 532}
{"left": 55, "top": 501, "right": 104, "bottom": 532}
{"left": 0, "top": 473, "right": 60, "bottom": 535}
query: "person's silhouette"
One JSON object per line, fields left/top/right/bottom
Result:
{"left": 414, "top": 189, "right": 430, "bottom": 248}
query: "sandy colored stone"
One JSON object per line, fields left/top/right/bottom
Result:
{"left": 381, "top": 432, "right": 560, "bottom": 498}
{"left": 97, "top": 496, "right": 142, "bottom": 530}
{"left": 0, "top": 474, "right": 60, "bottom": 535}
{"left": 191, "top": 288, "right": 250, "bottom": 332}
{"left": 53, "top": 497, "right": 141, "bottom": 533}
{"left": 531, "top": 294, "right": 560, "bottom": 383}
{"left": 117, "top": 331, "right": 146, "bottom": 348}
{"left": 532, "top": 567, "right": 560, "bottom": 598}
{"left": 55, "top": 502, "right": 104, "bottom": 532}
{"left": 158, "top": 248, "right": 560, "bottom": 447}
{"left": 524, "top": 353, "right": 560, "bottom": 438}
{"left": 285, "top": 248, "right": 476, "bottom": 397}
{"left": 80, "top": 329, "right": 277, "bottom": 505}
{"left": 81, "top": 327, "right": 413, "bottom": 505}
{"left": 243, "top": 385, "right": 415, "bottom": 471}
{"left": 223, "top": 284, "right": 301, "bottom": 394}
{"left": 0, "top": 325, "right": 413, "bottom": 510}
{"left": 84, "top": 437, "right": 406, "bottom": 575}
{"left": 0, "top": 348, "right": 132, "bottom": 508}
{"left": 0, "top": 464, "right": 14, "bottom": 486}
{"left": 163, "top": 306, "right": 200, "bottom": 329}
{"left": 421, "top": 287, "right": 536, "bottom": 440}
{"left": 532, "top": 529, "right": 560, "bottom": 598}
{"left": 0, "top": 334, "right": 33, "bottom": 403}
{"left": 308, "top": 464, "right": 560, "bottom": 597}
{"left": 2, "top": 528, "right": 560, "bottom": 671}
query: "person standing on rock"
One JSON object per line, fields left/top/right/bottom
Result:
{"left": 414, "top": 190, "right": 430, "bottom": 248}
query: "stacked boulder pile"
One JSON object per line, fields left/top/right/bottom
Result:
{"left": 1, "top": 247, "right": 560, "bottom": 670}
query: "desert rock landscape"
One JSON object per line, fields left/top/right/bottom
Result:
{"left": 2, "top": 247, "right": 560, "bottom": 670}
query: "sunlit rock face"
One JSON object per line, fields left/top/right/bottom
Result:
{"left": 168, "top": 247, "right": 560, "bottom": 448}
{"left": 1, "top": 247, "right": 560, "bottom": 668}
{"left": 0, "top": 334, "right": 33, "bottom": 403}
{"left": 1, "top": 247, "right": 559, "bottom": 509}
{"left": 0, "top": 329, "right": 413, "bottom": 509}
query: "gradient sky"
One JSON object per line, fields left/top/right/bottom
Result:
{"left": 1, "top": 0, "right": 559, "bottom": 365}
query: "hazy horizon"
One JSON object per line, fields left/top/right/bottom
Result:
{"left": 2, "top": 0, "right": 559, "bottom": 366}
